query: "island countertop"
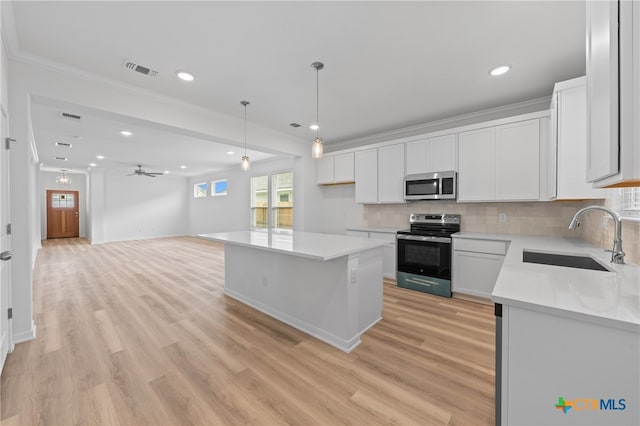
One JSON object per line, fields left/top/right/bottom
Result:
{"left": 199, "top": 230, "right": 386, "bottom": 261}
{"left": 453, "top": 232, "right": 640, "bottom": 332}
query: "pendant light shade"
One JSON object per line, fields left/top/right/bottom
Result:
{"left": 240, "top": 100, "right": 250, "bottom": 171}
{"left": 56, "top": 169, "right": 72, "bottom": 185}
{"left": 311, "top": 61, "right": 324, "bottom": 159}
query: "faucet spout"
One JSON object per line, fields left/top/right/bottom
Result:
{"left": 568, "top": 205, "right": 625, "bottom": 264}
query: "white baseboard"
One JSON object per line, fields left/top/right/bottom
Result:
{"left": 224, "top": 289, "right": 380, "bottom": 353}
{"left": 13, "top": 321, "right": 36, "bottom": 344}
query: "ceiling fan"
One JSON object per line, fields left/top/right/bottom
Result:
{"left": 127, "top": 164, "right": 164, "bottom": 178}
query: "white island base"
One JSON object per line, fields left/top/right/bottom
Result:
{"left": 201, "top": 231, "right": 385, "bottom": 353}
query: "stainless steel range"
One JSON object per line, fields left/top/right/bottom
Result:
{"left": 396, "top": 213, "right": 461, "bottom": 297}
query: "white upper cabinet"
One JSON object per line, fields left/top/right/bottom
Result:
{"left": 316, "top": 152, "right": 354, "bottom": 185}
{"left": 458, "top": 118, "right": 542, "bottom": 202}
{"left": 458, "top": 127, "right": 496, "bottom": 201}
{"left": 405, "top": 134, "right": 457, "bottom": 175}
{"left": 495, "top": 120, "right": 540, "bottom": 200}
{"left": 355, "top": 144, "right": 405, "bottom": 204}
{"left": 586, "top": 0, "right": 619, "bottom": 182}
{"left": 333, "top": 153, "right": 355, "bottom": 183}
{"left": 550, "top": 77, "right": 605, "bottom": 200}
{"left": 378, "top": 144, "right": 405, "bottom": 203}
{"left": 316, "top": 156, "right": 334, "bottom": 184}
{"left": 587, "top": 0, "right": 640, "bottom": 187}
{"left": 355, "top": 149, "right": 378, "bottom": 203}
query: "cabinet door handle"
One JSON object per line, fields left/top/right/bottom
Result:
{"left": 0, "top": 251, "right": 13, "bottom": 261}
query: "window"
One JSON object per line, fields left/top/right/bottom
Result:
{"left": 250, "top": 175, "right": 269, "bottom": 229}
{"left": 619, "top": 187, "right": 640, "bottom": 217}
{"left": 250, "top": 171, "right": 294, "bottom": 230}
{"left": 272, "top": 171, "right": 293, "bottom": 230}
{"left": 211, "top": 179, "right": 228, "bottom": 196}
{"left": 194, "top": 182, "right": 208, "bottom": 198}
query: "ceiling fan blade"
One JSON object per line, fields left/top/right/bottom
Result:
{"left": 147, "top": 172, "right": 164, "bottom": 175}
{"left": 126, "top": 173, "right": 136, "bottom": 176}
{"left": 143, "top": 173, "right": 157, "bottom": 177}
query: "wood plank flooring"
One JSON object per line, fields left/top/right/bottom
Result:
{"left": 1, "top": 236, "right": 495, "bottom": 425}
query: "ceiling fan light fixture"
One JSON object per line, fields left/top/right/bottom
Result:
{"left": 120, "top": 130, "right": 132, "bottom": 136}
{"left": 311, "top": 61, "right": 325, "bottom": 159}
{"left": 240, "top": 100, "right": 250, "bottom": 171}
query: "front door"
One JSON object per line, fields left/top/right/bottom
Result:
{"left": 46, "top": 190, "right": 79, "bottom": 239}
{"left": 0, "top": 107, "right": 12, "bottom": 372}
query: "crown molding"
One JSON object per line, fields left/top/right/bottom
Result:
{"left": 327, "top": 96, "right": 552, "bottom": 152}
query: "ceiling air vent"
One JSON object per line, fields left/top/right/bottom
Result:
{"left": 123, "top": 59, "right": 159, "bottom": 77}
{"left": 59, "top": 112, "right": 82, "bottom": 121}
{"left": 289, "top": 122, "right": 302, "bottom": 128}
{"left": 55, "top": 156, "right": 68, "bottom": 161}
{"left": 55, "top": 142, "right": 72, "bottom": 148}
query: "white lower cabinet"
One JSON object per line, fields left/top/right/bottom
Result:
{"left": 453, "top": 238, "right": 507, "bottom": 299}
{"left": 346, "top": 229, "right": 396, "bottom": 279}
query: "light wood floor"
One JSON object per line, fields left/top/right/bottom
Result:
{"left": 1, "top": 236, "right": 495, "bottom": 425}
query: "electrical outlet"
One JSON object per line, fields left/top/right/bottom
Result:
{"left": 499, "top": 213, "right": 507, "bottom": 223}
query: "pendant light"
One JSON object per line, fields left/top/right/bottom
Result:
{"left": 56, "top": 169, "right": 72, "bottom": 185}
{"left": 311, "top": 61, "right": 324, "bottom": 159}
{"left": 240, "top": 100, "right": 250, "bottom": 171}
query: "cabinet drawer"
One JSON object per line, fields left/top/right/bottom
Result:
{"left": 369, "top": 232, "right": 396, "bottom": 243}
{"left": 454, "top": 238, "right": 507, "bottom": 255}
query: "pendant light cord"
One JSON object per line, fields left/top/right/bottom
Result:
{"left": 244, "top": 103, "right": 247, "bottom": 156}
{"left": 316, "top": 66, "right": 319, "bottom": 138}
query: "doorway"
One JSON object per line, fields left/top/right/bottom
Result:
{"left": 46, "top": 190, "right": 79, "bottom": 239}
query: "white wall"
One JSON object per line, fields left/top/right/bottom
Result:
{"left": 189, "top": 157, "right": 295, "bottom": 235}
{"left": 103, "top": 170, "right": 188, "bottom": 242}
{"left": 39, "top": 171, "right": 87, "bottom": 239}
{"left": 318, "top": 184, "right": 363, "bottom": 235}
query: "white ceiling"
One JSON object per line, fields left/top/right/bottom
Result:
{"left": 32, "top": 101, "right": 277, "bottom": 177}
{"left": 8, "top": 1, "right": 586, "bottom": 173}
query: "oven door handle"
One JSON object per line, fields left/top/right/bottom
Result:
{"left": 396, "top": 234, "right": 451, "bottom": 243}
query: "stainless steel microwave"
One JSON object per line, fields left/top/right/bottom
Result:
{"left": 403, "top": 171, "right": 457, "bottom": 200}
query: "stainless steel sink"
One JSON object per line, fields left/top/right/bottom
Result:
{"left": 522, "top": 250, "right": 612, "bottom": 272}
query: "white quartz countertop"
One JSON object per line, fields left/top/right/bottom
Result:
{"left": 453, "top": 232, "right": 640, "bottom": 332}
{"left": 346, "top": 226, "right": 405, "bottom": 234}
{"left": 199, "top": 230, "right": 385, "bottom": 261}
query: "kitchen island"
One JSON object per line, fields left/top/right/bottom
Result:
{"left": 454, "top": 232, "right": 640, "bottom": 426}
{"left": 198, "top": 230, "right": 385, "bottom": 352}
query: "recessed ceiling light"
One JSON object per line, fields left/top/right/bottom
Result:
{"left": 71, "top": 135, "right": 82, "bottom": 140}
{"left": 176, "top": 71, "right": 195, "bottom": 82}
{"left": 180, "top": 165, "right": 187, "bottom": 169}
{"left": 489, "top": 64, "right": 511, "bottom": 76}
{"left": 120, "top": 130, "right": 132, "bottom": 136}
{"left": 310, "top": 124, "right": 319, "bottom": 131}
{"left": 89, "top": 163, "right": 97, "bottom": 167}
{"left": 227, "top": 151, "right": 235, "bottom": 155}
{"left": 164, "top": 171, "right": 170, "bottom": 174}
{"left": 96, "top": 155, "right": 104, "bottom": 159}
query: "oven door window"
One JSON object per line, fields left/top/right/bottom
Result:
{"left": 397, "top": 238, "right": 451, "bottom": 280}
{"left": 405, "top": 179, "right": 439, "bottom": 197}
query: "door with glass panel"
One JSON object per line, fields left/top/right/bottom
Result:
{"left": 250, "top": 172, "right": 293, "bottom": 230}
{"left": 46, "top": 190, "right": 79, "bottom": 238}
{"left": 272, "top": 171, "right": 293, "bottom": 229}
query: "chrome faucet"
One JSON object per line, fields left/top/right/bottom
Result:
{"left": 568, "top": 205, "right": 625, "bottom": 264}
